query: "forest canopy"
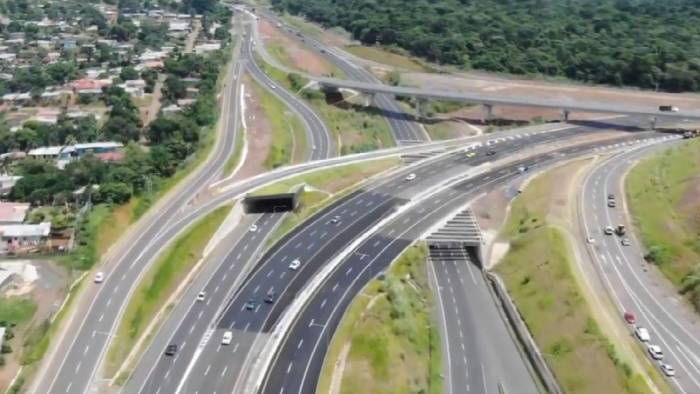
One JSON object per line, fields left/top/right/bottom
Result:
{"left": 271, "top": 0, "right": 700, "bottom": 92}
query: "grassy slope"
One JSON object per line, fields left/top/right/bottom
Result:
{"left": 317, "top": 243, "right": 442, "bottom": 394}
{"left": 105, "top": 204, "right": 232, "bottom": 376}
{"left": 0, "top": 298, "right": 37, "bottom": 327}
{"left": 626, "top": 139, "right": 700, "bottom": 298}
{"left": 495, "top": 169, "right": 651, "bottom": 394}
{"left": 248, "top": 77, "right": 307, "bottom": 168}
{"left": 344, "top": 45, "right": 429, "bottom": 72}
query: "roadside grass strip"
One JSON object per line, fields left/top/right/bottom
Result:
{"left": 317, "top": 243, "right": 442, "bottom": 394}
{"left": 104, "top": 204, "right": 232, "bottom": 376}
{"left": 495, "top": 170, "right": 653, "bottom": 394}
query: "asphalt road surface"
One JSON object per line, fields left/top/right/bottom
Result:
{"left": 580, "top": 140, "right": 700, "bottom": 394}
{"left": 251, "top": 8, "right": 428, "bottom": 144}
{"left": 259, "top": 132, "right": 673, "bottom": 394}
{"left": 134, "top": 123, "right": 603, "bottom": 394}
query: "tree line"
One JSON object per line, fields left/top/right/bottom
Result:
{"left": 272, "top": 0, "right": 700, "bottom": 92}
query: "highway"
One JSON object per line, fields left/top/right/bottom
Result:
{"left": 580, "top": 141, "right": 700, "bottom": 394}
{"left": 32, "top": 36, "right": 248, "bottom": 394}
{"left": 130, "top": 123, "right": 608, "bottom": 393}
{"left": 258, "top": 132, "right": 676, "bottom": 394}
{"left": 249, "top": 7, "right": 429, "bottom": 144}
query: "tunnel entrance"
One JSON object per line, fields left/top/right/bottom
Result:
{"left": 242, "top": 187, "right": 302, "bottom": 213}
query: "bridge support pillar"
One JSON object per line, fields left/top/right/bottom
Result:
{"left": 415, "top": 97, "right": 426, "bottom": 121}
{"left": 482, "top": 104, "right": 493, "bottom": 123}
{"left": 560, "top": 109, "right": 570, "bottom": 122}
{"left": 649, "top": 116, "right": 657, "bottom": 130}
{"left": 363, "top": 93, "right": 374, "bottom": 107}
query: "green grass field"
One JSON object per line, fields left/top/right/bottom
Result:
{"left": 344, "top": 45, "right": 430, "bottom": 72}
{"left": 317, "top": 243, "right": 442, "bottom": 394}
{"left": 105, "top": 204, "right": 232, "bottom": 377}
{"left": 626, "top": 139, "right": 700, "bottom": 311}
{"left": 496, "top": 170, "right": 653, "bottom": 394}
{"left": 0, "top": 297, "right": 37, "bottom": 327}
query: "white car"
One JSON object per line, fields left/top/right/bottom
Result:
{"left": 249, "top": 224, "right": 258, "bottom": 232}
{"left": 222, "top": 331, "right": 233, "bottom": 345}
{"left": 196, "top": 291, "right": 206, "bottom": 302}
{"left": 660, "top": 363, "right": 676, "bottom": 377}
{"left": 586, "top": 236, "right": 595, "bottom": 244}
{"left": 621, "top": 238, "right": 631, "bottom": 246}
{"left": 289, "top": 259, "right": 301, "bottom": 270}
{"left": 648, "top": 344, "right": 664, "bottom": 360}
{"left": 94, "top": 272, "right": 105, "bottom": 283}
{"left": 404, "top": 173, "right": 416, "bottom": 181}
{"left": 604, "top": 226, "right": 615, "bottom": 235}
{"left": 635, "top": 327, "right": 650, "bottom": 342}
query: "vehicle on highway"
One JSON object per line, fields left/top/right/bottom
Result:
{"left": 94, "top": 272, "right": 105, "bottom": 283}
{"left": 196, "top": 291, "right": 206, "bottom": 302}
{"left": 660, "top": 363, "right": 676, "bottom": 377}
{"left": 615, "top": 225, "right": 626, "bottom": 236}
{"left": 624, "top": 312, "right": 636, "bottom": 325}
{"left": 635, "top": 327, "right": 651, "bottom": 342}
{"left": 270, "top": 84, "right": 276, "bottom": 90}
{"left": 607, "top": 193, "right": 615, "bottom": 200}
{"left": 648, "top": 344, "right": 664, "bottom": 360}
{"left": 405, "top": 173, "right": 417, "bottom": 181}
{"left": 658, "top": 105, "right": 679, "bottom": 112}
{"left": 312, "top": 145, "right": 316, "bottom": 150}
{"left": 222, "top": 331, "right": 233, "bottom": 345}
{"left": 329, "top": 216, "right": 341, "bottom": 225}
{"left": 604, "top": 226, "right": 615, "bottom": 235}
{"left": 517, "top": 165, "right": 528, "bottom": 173}
{"left": 607, "top": 200, "right": 616, "bottom": 208}
{"left": 486, "top": 150, "right": 496, "bottom": 156}
{"left": 466, "top": 152, "right": 476, "bottom": 158}
{"left": 289, "top": 258, "right": 301, "bottom": 270}
{"left": 265, "top": 291, "right": 275, "bottom": 304}
{"left": 586, "top": 236, "right": 595, "bottom": 244}
{"left": 249, "top": 224, "right": 258, "bottom": 232}
{"left": 621, "top": 237, "right": 631, "bottom": 246}
{"left": 245, "top": 299, "right": 257, "bottom": 310}
{"left": 165, "top": 344, "right": 178, "bottom": 356}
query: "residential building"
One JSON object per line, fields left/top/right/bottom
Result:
{"left": 0, "top": 202, "right": 30, "bottom": 224}
{"left": 0, "top": 222, "right": 51, "bottom": 253}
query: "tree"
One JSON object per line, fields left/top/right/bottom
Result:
{"left": 163, "top": 75, "right": 187, "bottom": 101}
{"left": 120, "top": 66, "right": 139, "bottom": 81}
{"left": 96, "top": 182, "right": 132, "bottom": 204}
{"left": 102, "top": 115, "right": 141, "bottom": 143}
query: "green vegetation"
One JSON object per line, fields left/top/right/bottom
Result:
{"left": 273, "top": 0, "right": 700, "bottom": 92}
{"left": 317, "top": 243, "right": 442, "bottom": 394}
{"left": 105, "top": 204, "right": 232, "bottom": 376}
{"left": 0, "top": 297, "right": 37, "bottom": 327}
{"left": 248, "top": 77, "right": 307, "bottom": 168}
{"left": 626, "top": 139, "right": 700, "bottom": 312}
{"left": 344, "top": 45, "right": 428, "bottom": 72}
{"left": 223, "top": 119, "right": 246, "bottom": 176}
{"left": 496, "top": 170, "right": 652, "bottom": 394}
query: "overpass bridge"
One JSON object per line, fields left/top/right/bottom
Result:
{"left": 313, "top": 76, "right": 700, "bottom": 126}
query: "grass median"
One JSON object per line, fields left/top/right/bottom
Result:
{"left": 251, "top": 157, "right": 400, "bottom": 246}
{"left": 495, "top": 166, "right": 654, "bottom": 394}
{"left": 104, "top": 204, "right": 232, "bottom": 377}
{"left": 626, "top": 138, "right": 700, "bottom": 312}
{"left": 316, "top": 242, "right": 442, "bottom": 394}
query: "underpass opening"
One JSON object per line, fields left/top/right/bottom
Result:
{"left": 243, "top": 187, "right": 302, "bottom": 213}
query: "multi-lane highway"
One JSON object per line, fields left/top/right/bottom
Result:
{"left": 580, "top": 141, "right": 700, "bottom": 394}
{"left": 130, "top": 122, "right": 613, "bottom": 393}
{"left": 249, "top": 7, "right": 429, "bottom": 144}
{"left": 259, "top": 132, "right": 677, "bottom": 394}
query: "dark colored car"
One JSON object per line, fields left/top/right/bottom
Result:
{"left": 165, "top": 344, "right": 178, "bottom": 356}
{"left": 265, "top": 291, "right": 276, "bottom": 304}
{"left": 245, "top": 299, "right": 257, "bottom": 310}
{"left": 486, "top": 150, "right": 496, "bottom": 156}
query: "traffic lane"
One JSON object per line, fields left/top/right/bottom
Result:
{"left": 44, "top": 53, "right": 246, "bottom": 394}
{"left": 260, "top": 134, "right": 672, "bottom": 394}
{"left": 262, "top": 165, "right": 540, "bottom": 394}
{"left": 583, "top": 150, "right": 700, "bottom": 392}
{"left": 132, "top": 212, "right": 283, "bottom": 394}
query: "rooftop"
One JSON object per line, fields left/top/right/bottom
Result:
{"left": 0, "top": 222, "right": 51, "bottom": 238}
{"left": 0, "top": 202, "right": 30, "bottom": 223}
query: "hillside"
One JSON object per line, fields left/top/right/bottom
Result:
{"left": 271, "top": 0, "right": 700, "bottom": 92}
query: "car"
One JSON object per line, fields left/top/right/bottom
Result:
{"left": 329, "top": 215, "right": 341, "bottom": 224}
{"left": 621, "top": 238, "right": 631, "bottom": 246}
{"left": 94, "top": 272, "right": 105, "bottom": 283}
{"left": 607, "top": 200, "right": 616, "bottom": 208}
{"left": 607, "top": 193, "right": 615, "bottom": 200}
{"left": 586, "top": 236, "right": 595, "bottom": 244}
{"left": 312, "top": 145, "right": 317, "bottom": 150}
{"left": 635, "top": 327, "right": 651, "bottom": 342}
{"left": 165, "top": 344, "right": 178, "bottom": 356}
{"left": 265, "top": 291, "right": 275, "bottom": 303}
{"left": 465, "top": 152, "right": 476, "bottom": 158}
{"left": 245, "top": 299, "right": 257, "bottom": 310}
{"left": 660, "top": 363, "right": 676, "bottom": 377}
{"left": 486, "top": 150, "right": 496, "bottom": 156}
{"left": 517, "top": 165, "right": 528, "bottom": 173}
{"left": 289, "top": 259, "right": 301, "bottom": 270}
{"left": 604, "top": 226, "right": 615, "bottom": 235}
{"left": 623, "top": 312, "right": 636, "bottom": 325}
{"left": 659, "top": 105, "right": 680, "bottom": 112}
{"left": 270, "top": 84, "right": 276, "bottom": 90}
{"left": 222, "top": 331, "right": 233, "bottom": 345}
{"left": 249, "top": 224, "right": 258, "bottom": 232}
{"left": 196, "top": 291, "right": 206, "bottom": 302}
{"left": 648, "top": 344, "right": 664, "bottom": 360}
{"left": 405, "top": 173, "right": 417, "bottom": 181}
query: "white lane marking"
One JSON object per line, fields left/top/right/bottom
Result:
{"left": 75, "top": 361, "right": 81, "bottom": 373}
{"left": 98, "top": 313, "right": 104, "bottom": 322}
{"left": 233, "top": 343, "right": 239, "bottom": 353}
{"left": 65, "top": 382, "right": 72, "bottom": 393}
{"left": 297, "top": 339, "right": 304, "bottom": 349}
{"left": 204, "top": 365, "right": 211, "bottom": 376}
{"left": 320, "top": 299, "right": 327, "bottom": 309}
{"left": 221, "top": 365, "right": 228, "bottom": 377}
{"left": 83, "top": 345, "right": 89, "bottom": 355}
{"left": 287, "top": 362, "right": 293, "bottom": 374}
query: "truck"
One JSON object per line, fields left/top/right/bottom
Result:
{"left": 658, "top": 105, "right": 680, "bottom": 112}
{"left": 616, "top": 225, "right": 626, "bottom": 236}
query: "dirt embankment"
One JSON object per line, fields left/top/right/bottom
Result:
{"left": 259, "top": 19, "right": 334, "bottom": 76}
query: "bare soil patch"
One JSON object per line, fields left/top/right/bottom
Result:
{"left": 259, "top": 19, "right": 333, "bottom": 76}
{"left": 232, "top": 77, "right": 273, "bottom": 181}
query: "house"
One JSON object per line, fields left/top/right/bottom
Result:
{"left": 168, "top": 21, "right": 190, "bottom": 32}
{"left": 119, "top": 79, "right": 146, "bottom": 96}
{"left": 73, "top": 141, "right": 123, "bottom": 157}
{"left": 28, "top": 146, "right": 67, "bottom": 160}
{"left": 137, "top": 60, "right": 164, "bottom": 70}
{"left": 139, "top": 50, "right": 168, "bottom": 62}
{"left": 0, "top": 53, "right": 17, "bottom": 62}
{"left": 0, "top": 174, "right": 22, "bottom": 195}
{"left": 2, "top": 92, "right": 32, "bottom": 104}
{"left": 95, "top": 151, "right": 125, "bottom": 162}
{"left": 0, "top": 202, "right": 30, "bottom": 224}
{"left": 194, "top": 42, "right": 221, "bottom": 54}
{"left": 0, "top": 222, "right": 51, "bottom": 253}
{"left": 162, "top": 104, "right": 181, "bottom": 114}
